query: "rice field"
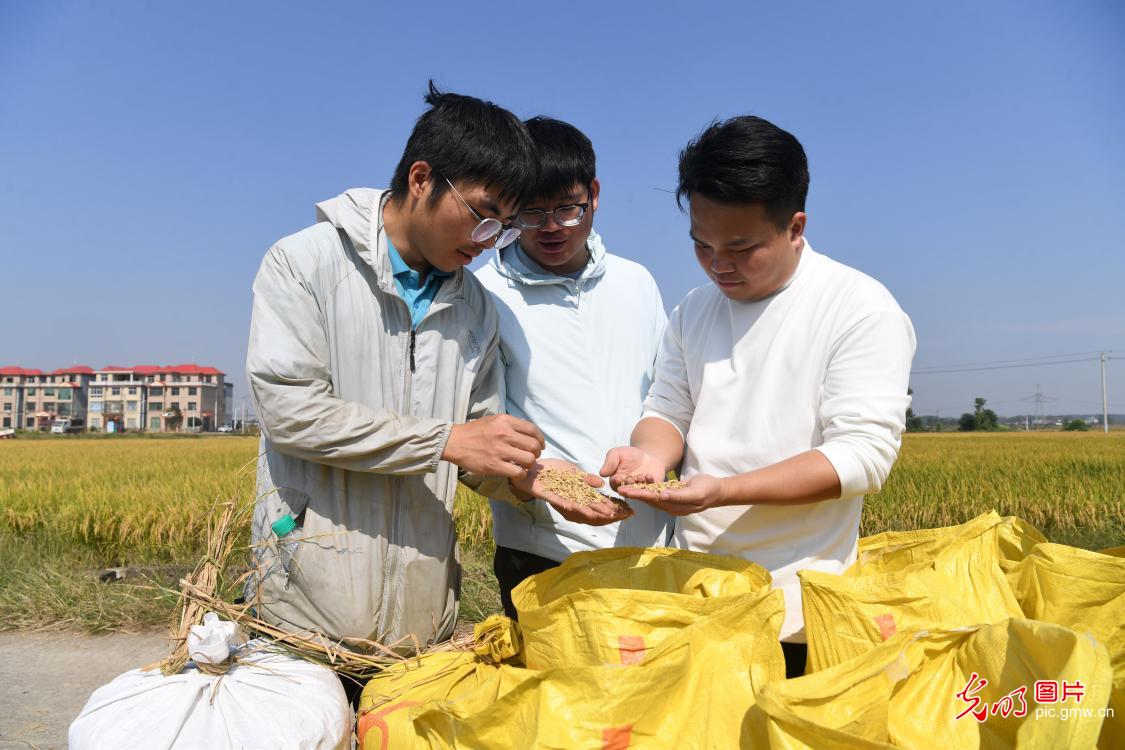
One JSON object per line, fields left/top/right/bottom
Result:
{"left": 865, "top": 432, "right": 1125, "bottom": 550}
{"left": 0, "top": 436, "right": 493, "bottom": 562}
{"left": 0, "top": 431, "right": 1122, "bottom": 630}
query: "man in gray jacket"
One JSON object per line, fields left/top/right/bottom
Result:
{"left": 245, "top": 84, "right": 611, "bottom": 658}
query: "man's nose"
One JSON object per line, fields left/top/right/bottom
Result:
{"left": 540, "top": 212, "right": 563, "bottom": 232}
{"left": 711, "top": 251, "right": 735, "bottom": 273}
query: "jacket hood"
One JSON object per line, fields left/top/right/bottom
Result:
{"left": 490, "top": 229, "right": 608, "bottom": 287}
{"left": 315, "top": 188, "right": 396, "bottom": 289}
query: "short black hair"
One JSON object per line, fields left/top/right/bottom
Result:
{"left": 676, "top": 115, "right": 809, "bottom": 229}
{"left": 389, "top": 81, "right": 537, "bottom": 208}
{"left": 523, "top": 116, "right": 596, "bottom": 203}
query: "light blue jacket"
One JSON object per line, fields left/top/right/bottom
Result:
{"left": 475, "top": 231, "right": 672, "bottom": 561}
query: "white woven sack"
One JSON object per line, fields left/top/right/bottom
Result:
{"left": 69, "top": 638, "right": 352, "bottom": 750}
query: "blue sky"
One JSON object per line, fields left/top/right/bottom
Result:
{"left": 1, "top": 1, "right": 1123, "bottom": 418}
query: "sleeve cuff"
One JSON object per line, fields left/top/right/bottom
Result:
{"left": 426, "top": 422, "right": 454, "bottom": 473}
{"left": 640, "top": 410, "right": 687, "bottom": 443}
{"left": 467, "top": 474, "right": 523, "bottom": 506}
{"left": 814, "top": 442, "right": 869, "bottom": 499}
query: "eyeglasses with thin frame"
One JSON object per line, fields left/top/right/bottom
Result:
{"left": 443, "top": 177, "right": 521, "bottom": 249}
{"left": 515, "top": 195, "right": 591, "bottom": 230}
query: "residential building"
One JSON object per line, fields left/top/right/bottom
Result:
{"left": 0, "top": 366, "right": 95, "bottom": 430}
{"left": 0, "top": 367, "right": 38, "bottom": 430}
{"left": 88, "top": 365, "right": 149, "bottom": 433}
{"left": 223, "top": 381, "right": 234, "bottom": 426}
{"left": 2, "top": 363, "right": 229, "bottom": 432}
{"left": 88, "top": 364, "right": 228, "bottom": 432}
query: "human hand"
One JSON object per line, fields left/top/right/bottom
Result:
{"left": 599, "top": 446, "right": 667, "bottom": 491}
{"left": 514, "top": 458, "right": 633, "bottom": 526}
{"left": 442, "top": 415, "right": 545, "bottom": 480}
{"left": 618, "top": 473, "right": 726, "bottom": 516}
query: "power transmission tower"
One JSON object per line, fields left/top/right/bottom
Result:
{"left": 1032, "top": 385, "right": 1046, "bottom": 429}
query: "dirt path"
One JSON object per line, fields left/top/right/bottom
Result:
{"left": 0, "top": 630, "right": 167, "bottom": 750}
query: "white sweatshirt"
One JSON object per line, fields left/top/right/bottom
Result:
{"left": 642, "top": 241, "right": 916, "bottom": 642}
{"left": 475, "top": 231, "right": 672, "bottom": 561}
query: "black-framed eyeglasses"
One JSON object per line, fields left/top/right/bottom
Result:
{"left": 444, "top": 177, "right": 521, "bottom": 249}
{"left": 515, "top": 201, "right": 590, "bottom": 230}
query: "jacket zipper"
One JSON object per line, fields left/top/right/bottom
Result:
{"left": 381, "top": 297, "right": 413, "bottom": 634}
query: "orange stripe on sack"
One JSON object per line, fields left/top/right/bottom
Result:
{"left": 874, "top": 613, "right": 897, "bottom": 640}
{"left": 602, "top": 724, "right": 633, "bottom": 750}
{"left": 618, "top": 635, "right": 646, "bottom": 665}
{"left": 357, "top": 701, "right": 421, "bottom": 750}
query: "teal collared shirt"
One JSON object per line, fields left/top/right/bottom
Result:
{"left": 387, "top": 239, "right": 452, "bottom": 328}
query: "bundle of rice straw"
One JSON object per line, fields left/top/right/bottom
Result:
{"left": 147, "top": 493, "right": 474, "bottom": 681}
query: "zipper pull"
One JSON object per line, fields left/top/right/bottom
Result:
{"left": 409, "top": 330, "right": 416, "bottom": 372}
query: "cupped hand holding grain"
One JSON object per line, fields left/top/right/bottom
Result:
{"left": 618, "top": 473, "right": 723, "bottom": 516}
{"left": 513, "top": 459, "right": 634, "bottom": 526}
{"left": 443, "top": 415, "right": 545, "bottom": 479}
{"left": 600, "top": 446, "right": 668, "bottom": 492}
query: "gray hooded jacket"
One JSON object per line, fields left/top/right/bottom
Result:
{"left": 245, "top": 188, "right": 505, "bottom": 648}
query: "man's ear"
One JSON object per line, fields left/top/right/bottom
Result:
{"left": 788, "top": 211, "right": 807, "bottom": 244}
{"left": 589, "top": 177, "right": 601, "bottom": 214}
{"left": 407, "top": 161, "right": 434, "bottom": 202}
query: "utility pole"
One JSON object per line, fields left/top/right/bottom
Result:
{"left": 1102, "top": 352, "right": 1110, "bottom": 434}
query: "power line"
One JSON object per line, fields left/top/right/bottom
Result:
{"left": 913, "top": 349, "right": 1120, "bottom": 374}
{"left": 1040, "top": 397, "right": 1125, "bottom": 408}
{"left": 913, "top": 350, "right": 1106, "bottom": 370}
{"left": 913, "top": 390, "right": 1125, "bottom": 415}
{"left": 908, "top": 350, "right": 1118, "bottom": 423}
{"left": 912, "top": 356, "right": 1101, "bottom": 375}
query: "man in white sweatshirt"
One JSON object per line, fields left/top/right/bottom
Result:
{"left": 604, "top": 115, "right": 916, "bottom": 678}
{"left": 476, "top": 117, "right": 671, "bottom": 618}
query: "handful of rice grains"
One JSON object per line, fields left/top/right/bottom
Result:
{"left": 538, "top": 468, "right": 631, "bottom": 511}
{"left": 620, "top": 476, "right": 685, "bottom": 494}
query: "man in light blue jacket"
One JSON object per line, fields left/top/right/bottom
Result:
{"left": 475, "top": 117, "right": 671, "bottom": 617}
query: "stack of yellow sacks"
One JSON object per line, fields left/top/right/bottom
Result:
{"left": 792, "top": 511, "right": 1122, "bottom": 749}
{"left": 357, "top": 513, "right": 1123, "bottom": 749}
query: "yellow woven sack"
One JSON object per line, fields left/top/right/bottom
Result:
{"left": 414, "top": 590, "right": 787, "bottom": 749}
{"left": 801, "top": 556, "right": 1023, "bottom": 673}
{"left": 414, "top": 650, "right": 695, "bottom": 749}
{"left": 756, "top": 618, "right": 1113, "bottom": 750}
{"left": 512, "top": 547, "right": 772, "bottom": 610}
{"left": 513, "top": 546, "right": 769, "bottom": 670}
{"left": 635, "top": 587, "right": 786, "bottom": 747}
{"left": 512, "top": 547, "right": 772, "bottom": 669}
{"left": 358, "top": 652, "right": 480, "bottom": 750}
{"left": 850, "top": 511, "right": 1045, "bottom": 576}
{"left": 803, "top": 512, "right": 1040, "bottom": 673}
{"left": 1008, "top": 543, "right": 1125, "bottom": 748}
{"left": 358, "top": 617, "right": 524, "bottom": 750}
{"left": 518, "top": 586, "right": 778, "bottom": 669}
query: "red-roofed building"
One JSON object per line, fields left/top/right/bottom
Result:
{"left": 1, "top": 365, "right": 96, "bottom": 431}
{"left": 87, "top": 364, "right": 230, "bottom": 433}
